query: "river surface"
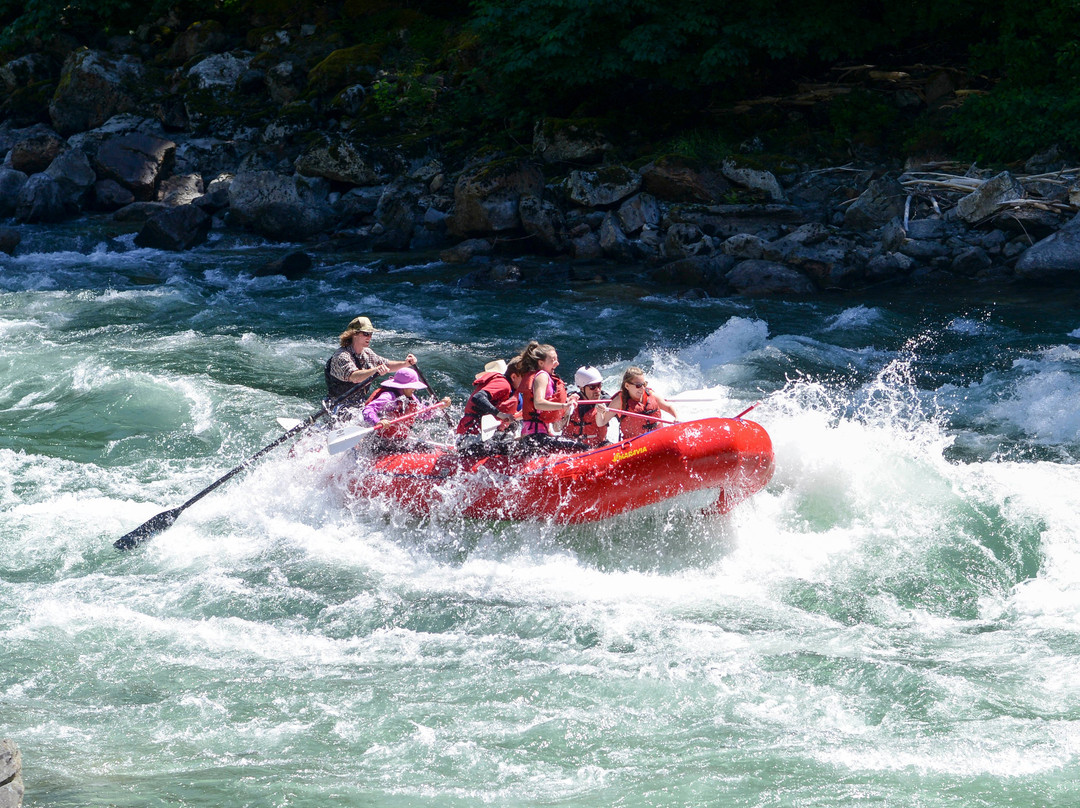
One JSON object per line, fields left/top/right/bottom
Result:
{"left": 4, "top": 221, "right": 1080, "bottom": 807}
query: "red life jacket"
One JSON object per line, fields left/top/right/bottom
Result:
{"left": 616, "top": 388, "right": 660, "bottom": 441}
{"left": 517, "top": 369, "right": 567, "bottom": 429}
{"left": 562, "top": 391, "right": 608, "bottom": 447}
{"left": 455, "top": 371, "right": 518, "bottom": 435}
{"left": 366, "top": 391, "right": 419, "bottom": 439}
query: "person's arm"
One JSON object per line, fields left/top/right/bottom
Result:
{"left": 384, "top": 353, "right": 418, "bottom": 372}
{"left": 348, "top": 363, "right": 387, "bottom": 384}
{"left": 595, "top": 392, "right": 621, "bottom": 427}
{"left": 362, "top": 391, "right": 389, "bottom": 425}
{"left": 532, "top": 371, "right": 570, "bottom": 412}
{"left": 653, "top": 392, "right": 678, "bottom": 421}
{"left": 468, "top": 389, "right": 508, "bottom": 419}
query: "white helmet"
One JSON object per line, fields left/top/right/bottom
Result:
{"left": 574, "top": 365, "right": 603, "bottom": 388}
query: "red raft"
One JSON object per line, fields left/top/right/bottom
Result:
{"left": 346, "top": 416, "right": 774, "bottom": 523}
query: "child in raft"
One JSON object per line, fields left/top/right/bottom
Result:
{"left": 362, "top": 367, "right": 450, "bottom": 454}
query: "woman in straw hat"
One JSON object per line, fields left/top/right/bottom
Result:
{"left": 324, "top": 315, "right": 418, "bottom": 403}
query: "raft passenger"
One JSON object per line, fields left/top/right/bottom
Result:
{"left": 595, "top": 366, "right": 678, "bottom": 441}
{"left": 455, "top": 358, "right": 524, "bottom": 455}
{"left": 362, "top": 367, "right": 449, "bottom": 454}
{"left": 561, "top": 365, "right": 611, "bottom": 449}
{"left": 325, "top": 316, "right": 417, "bottom": 409}
{"left": 512, "top": 341, "right": 585, "bottom": 455}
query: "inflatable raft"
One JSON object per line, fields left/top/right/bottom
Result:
{"left": 346, "top": 416, "right": 774, "bottom": 523}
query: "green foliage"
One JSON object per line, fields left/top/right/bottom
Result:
{"left": 946, "top": 86, "right": 1080, "bottom": 163}
{"left": 828, "top": 89, "right": 900, "bottom": 150}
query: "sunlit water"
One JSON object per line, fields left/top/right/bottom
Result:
{"left": 4, "top": 221, "right": 1080, "bottom": 806}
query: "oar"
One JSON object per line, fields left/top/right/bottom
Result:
{"left": 276, "top": 417, "right": 303, "bottom": 431}
{"left": 733, "top": 402, "right": 760, "bottom": 420}
{"left": 604, "top": 406, "right": 678, "bottom": 425}
{"left": 411, "top": 365, "right": 455, "bottom": 427}
{"left": 115, "top": 379, "right": 373, "bottom": 551}
{"left": 326, "top": 400, "right": 449, "bottom": 454}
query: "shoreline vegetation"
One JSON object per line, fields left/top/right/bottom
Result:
{"left": 3, "top": 1, "right": 1080, "bottom": 296}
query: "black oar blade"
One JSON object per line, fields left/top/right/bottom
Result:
{"left": 114, "top": 507, "right": 183, "bottom": 550}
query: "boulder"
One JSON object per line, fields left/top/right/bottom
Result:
{"left": 45, "top": 148, "right": 96, "bottom": 208}
{"left": 253, "top": 250, "right": 312, "bottom": 279}
{"left": 0, "top": 169, "right": 28, "bottom": 216}
{"left": 721, "top": 159, "right": 786, "bottom": 201}
{"left": 15, "top": 173, "right": 69, "bottom": 222}
{"left": 720, "top": 233, "right": 766, "bottom": 260}
{"left": 616, "top": 193, "right": 660, "bottom": 234}
{"left": 844, "top": 177, "right": 907, "bottom": 230}
{"left": 952, "top": 246, "right": 993, "bottom": 276}
{"left": 158, "top": 173, "right": 204, "bottom": 206}
{"left": 726, "top": 259, "right": 817, "bottom": 295}
{"left": 0, "top": 226, "right": 20, "bottom": 255}
{"left": 865, "top": 251, "right": 917, "bottom": 283}
{"left": 10, "top": 131, "right": 65, "bottom": 174}
{"left": 440, "top": 238, "right": 494, "bottom": 263}
{"left": 134, "top": 204, "right": 211, "bottom": 250}
{"left": 954, "top": 171, "right": 1025, "bottom": 225}
{"left": 651, "top": 254, "right": 735, "bottom": 291}
{"left": 519, "top": 194, "right": 566, "bottom": 253}
{"left": 294, "top": 136, "right": 382, "bottom": 185}
{"left": 598, "top": 212, "right": 633, "bottom": 261}
{"left": 0, "top": 739, "right": 23, "bottom": 808}
{"left": 266, "top": 59, "right": 307, "bottom": 105}
{"left": 187, "top": 52, "right": 250, "bottom": 92}
{"left": 568, "top": 230, "right": 603, "bottom": 260}
{"left": 666, "top": 203, "right": 807, "bottom": 240}
{"left": 639, "top": 156, "right": 730, "bottom": 203}
{"left": 374, "top": 180, "right": 419, "bottom": 250}
{"left": 532, "top": 118, "right": 610, "bottom": 164}
{"left": 166, "top": 20, "right": 229, "bottom": 65}
{"left": 113, "top": 201, "right": 167, "bottom": 222}
{"left": 1014, "top": 213, "right": 1080, "bottom": 281}
{"left": 0, "top": 53, "right": 56, "bottom": 93}
{"left": 93, "top": 179, "right": 136, "bottom": 210}
{"left": 227, "top": 170, "right": 333, "bottom": 240}
{"left": 94, "top": 133, "right": 177, "bottom": 201}
{"left": 663, "top": 222, "right": 709, "bottom": 259}
{"left": 566, "top": 165, "right": 641, "bottom": 208}
{"left": 988, "top": 207, "right": 1064, "bottom": 241}
{"left": 448, "top": 159, "right": 544, "bottom": 237}
{"left": 49, "top": 50, "right": 145, "bottom": 135}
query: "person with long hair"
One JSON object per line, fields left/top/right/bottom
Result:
{"left": 595, "top": 366, "right": 677, "bottom": 441}
{"left": 324, "top": 315, "right": 417, "bottom": 407}
{"left": 512, "top": 341, "right": 584, "bottom": 454}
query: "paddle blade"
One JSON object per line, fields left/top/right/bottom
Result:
{"left": 276, "top": 417, "right": 303, "bottom": 431}
{"left": 327, "top": 424, "right": 374, "bottom": 455}
{"left": 480, "top": 415, "right": 499, "bottom": 441}
{"left": 114, "top": 507, "right": 183, "bottom": 550}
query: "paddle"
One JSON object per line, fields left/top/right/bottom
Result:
{"left": 114, "top": 379, "right": 374, "bottom": 551}
{"left": 411, "top": 365, "right": 455, "bottom": 427}
{"left": 276, "top": 417, "right": 303, "bottom": 431}
{"left": 733, "top": 402, "right": 760, "bottom": 419}
{"left": 326, "top": 400, "right": 449, "bottom": 454}
{"left": 603, "top": 406, "right": 679, "bottom": 425}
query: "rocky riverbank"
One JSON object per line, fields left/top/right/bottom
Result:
{"left": 0, "top": 740, "right": 22, "bottom": 808}
{"left": 3, "top": 40, "right": 1080, "bottom": 296}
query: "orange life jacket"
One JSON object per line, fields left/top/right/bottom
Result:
{"left": 562, "top": 391, "right": 608, "bottom": 447}
{"left": 517, "top": 370, "right": 567, "bottom": 430}
{"left": 616, "top": 388, "right": 660, "bottom": 441}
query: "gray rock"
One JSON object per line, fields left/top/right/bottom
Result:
{"left": 374, "top": 180, "right": 419, "bottom": 250}
{"left": 0, "top": 226, "right": 20, "bottom": 255}
{"left": 448, "top": 160, "right": 544, "bottom": 237}
{"left": 954, "top": 171, "right": 1025, "bottom": 224}
{"left": 844, "top": 177, "right": 907, "bottom": 231}
{"left": 187, "top": 52, "right": 251, "bottom": 92}
{"left": 615, "top": 192, "right": 660, "bottom": 234}
{"left": 905, "top": 218, "right": 950, "bottom": 240}
{"left": 569, "top": 230, "right": 603, "bottom": 260}
{"left": 295, "top": 136, "right": 382, "bottom": 186}
{"left": 49, "top": 50, "right": 145, "bottom": 136}
{"left": 866, "top": 251, "right": 917, "bottom": 282}
{"left": 664, "top": 222, "right": 708, "bottom": 259}
{"left": 899, "top": 238, "right": 949, "bottom": 261}
{"left": 15, "top": 173, "right": 69, "bottom": 222}
{"left": 158, "top": 173, "right": 204, "bottom": 206}
{"left": 94, "top": 133, "right": 177, "bottom": 201}
{"left": 228, "top": 170, "right": 334, "bottom": 240}
{"left": 113, "top": 201, "right": 166, "bottom": 222}
{"left": 988, "top": 207, "right": 1064, "bottom": 240}
{"left": 726, "top": 259, "right": 816, "bottom": 295}
{"left": 1014, "top": 213, "right": 1080, "bottom": 281}
{"left": 566, "top": 165, "right": 641, "bottom": 208}
{"left": 253, "top": 250, "right": 312, "bottom": 279}
{"left": 651, "top": 254, "right": 734, "bottom": 291}
{"left": 440, "top": 238, "right": 494, "bottom": 263}
{"left": 134, "top": 205, "right": 211, "bottom": 250}
{"left": 952, "top": 246, "right": 993, "bottom": 276}
{"left": 720, "top": 233, "right": 766, "bottom": 260}
{"left": 640, "top": 157, "right": 730, "bottom": 203}
{"left": 518, "top": 194, "right": 566, "bottom": 254}
{"left": 0, "top": 53, "right": 56, "bottom": 92}
{"left": 666, "top": 203, "right": 806, "bottom": 239}
{"left": 879, "top": 218, "right": 907, "bottom": 252}
{"left": 45, "top": 148, "right": 96, "bottom": 208}
{"left": 721, "top": 159, "right": 786, "bottom": 201}
{"left": 0, "top": 739, "right": 23, "bottom": 808}
{"left": 0, "top": 169, "right": 28, "bottom": 216}
{"left": 93, "top": 179, "right": 135, "bottom": 210}
{"left": 533, "top": 118, "right": 610, "bottom": 164}
{"left": 598, "top": 211, "right": 633, "bottom": 261}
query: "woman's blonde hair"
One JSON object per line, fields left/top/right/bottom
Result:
{"left": 617, "top": 366, "right": 646, "bottom": 406}
{"left": 339, "top": 328, "right": 366, "bottom": 347}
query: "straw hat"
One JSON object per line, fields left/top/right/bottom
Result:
{"left": 347, "top": 316, "right": 376, "bottom": 333}
{"left": 484, "top": 359, "right": 508, "bottom": 375}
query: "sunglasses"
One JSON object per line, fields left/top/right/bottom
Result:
{"left": 357, "top": 331, "right": 373, "bottom": 337}
{"left": 629, "top": 381, "right": 647, "bottom": 389}
{"left": 584, "top": 383, "right": 602, "bottom": 390}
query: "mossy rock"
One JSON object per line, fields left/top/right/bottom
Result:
{"left": 308, "top": 44, "right": 384, "bottom": 95}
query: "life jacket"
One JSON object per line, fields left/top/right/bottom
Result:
{"left": 616, "top": 388, "right": 661, "bottom": 441}
{"left": 456, "top": 371, "right": 518, "bottom": 435}
{"left": 324, "top": 347, "right": 374, "bottom": 402}
{"left": 517, "top": 370, "right": 567, "bottom": 432}
{"left": 562, "top": 390, "right": 609, "bottom": 447}
{"left": 367, "top": 391, "right": 419, "bottom": 440}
